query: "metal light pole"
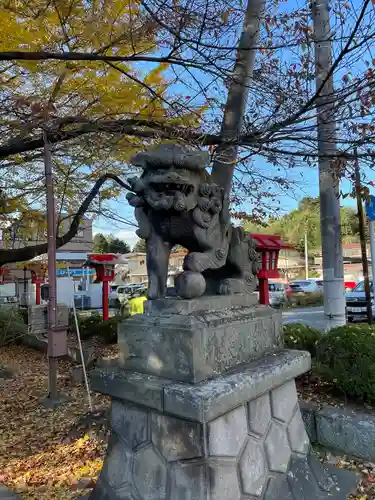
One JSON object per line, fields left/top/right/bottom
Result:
{"left": 312, "top": 0, "right": 346, "bottom": 328}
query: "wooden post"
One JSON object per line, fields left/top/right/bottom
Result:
{"left": 259, "top": 279, "right": 269, "bottom": 305}
{"left": 102, "top": 279, "right": 109, "bottom": 321}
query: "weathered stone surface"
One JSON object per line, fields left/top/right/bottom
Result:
{"left": 97, "top": 356, "right": 119, "bottom": 369}
{"left": 208, "top": 463, "right": 241, "bottom": 500}
{"left": 307, "top": 454, "right": 336, "bottom": 492}
{"left": 100, "top": 436, "right": 133, "bottom": 494}
{"left": 88, "top": 388, "right": 358, "bottom": 500}
{"left": 144, "top": 294, "right": 258, "bottom": 316}
{"left": 300, "top": 401, "right": 318, "bottom": 443}
{"left": 264, "top": 456, "right": 357, "bottom": 500}
{"left": 175, "top": 271, "right": 207, "bottom": 299}
{"left": 90, "top": 351, "right": 311, "bottom": 424}
{"left": 239, "top": 436, "right": 268, "bottom": 496}
{"left": 169, "top": 462, "right": 207, "bottom": 500}
{"left": 248, "top": 393, "right": 272, "bottom": 437}
{"left": 133, "top": 445, "right": 167, "bottom": 500}
{"left": 85, "top": 477, "right": 112, "bottom": 500}
{"left": 71, "top": 365, "right": 85, "bottom": 384}
{"left": 208, "top": 405, "right": 247, "bottom": 457}
{"left": 270, "top": 380, "right": 298, "bottom": 423}
{"left": 316, "top": 406, "right": 375, "bottom": 460}
{"left": 287, "top": 455, "right": 357, "bottom": 500}
{"left": 151, "top": 412, "right": 203, "bottom": 462}
{"left": 118, "top": 303, "right": 282, "bottom": 383}
{"left": 264, "top": 421, "right": 291, "bottom": 473}
{"left": 0, "top": 485, "right": 22, "bottom": 499}
{"left": 264, "top": 476, "right": 293, "bottom": 500}
{"left": 110, "top": 400, "right": 149, "bottom": 449}
{"left": 90, "top": 368, "right": 173, "bottom": 412}
{"left": 164, "top": 350, "right": 311, "bottom": 422}
{"left": 287, "top": 406, "right": 310, "bottom": 455}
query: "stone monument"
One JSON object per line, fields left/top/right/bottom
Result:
{"left": 87, "top": 145, "right": 356, "bottom": 500}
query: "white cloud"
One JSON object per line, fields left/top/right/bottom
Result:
{"left": 94, "top": 229, "right": 139, "bottom": 250}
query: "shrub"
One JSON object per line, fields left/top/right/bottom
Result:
{"left": 288, "top": 292, "right": 324, "bottom": 307}
{"left": 316, "top": 324, "right": 375, "bottom": 402}
{"left": 71, "top": 312, "right": 122, "bottom": 344}
{"left": 283, "top": 323, "right": 322, "bottom": 358}
{"left": 100, "top": 316, "right": 122, "bottom": 344}
{"left": 0, "top": 306, "right": 27, "bottom": 346}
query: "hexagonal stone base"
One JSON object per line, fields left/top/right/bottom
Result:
{"left": 88, "top": 377, "right": 357, "bottom": 499}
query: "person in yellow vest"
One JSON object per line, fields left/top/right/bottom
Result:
{"left": 128, "top": 290, "right": 147, "bottom": 316}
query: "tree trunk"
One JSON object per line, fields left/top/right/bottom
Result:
{"left": 211, "top": 0, "right": 265, "bottom": 214}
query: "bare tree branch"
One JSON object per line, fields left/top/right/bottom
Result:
{"left": 0, "top": 173, "right": 131, "bottom": 265}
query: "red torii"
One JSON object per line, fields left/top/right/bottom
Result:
{"left": 250, "top": 234, "right": 294, "bottom": 305}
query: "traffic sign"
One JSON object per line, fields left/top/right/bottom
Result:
{"left": 365, "top": 195, "right": 375, "bottom": 221}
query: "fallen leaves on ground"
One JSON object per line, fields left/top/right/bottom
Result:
{"left": 0, "top": 345, "right": 111, "bottom": 499}
{"left": 314, "top": 448, "right": 375, "bottom": 499}
{"left": 297, "top": 371, "right": 375, "bottom": 415}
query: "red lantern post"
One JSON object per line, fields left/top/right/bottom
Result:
{"left": 86, "top": 254, "right": 128, "bottom": 320}
{"left": 25, "top": 263, "right": 47, "bottom": 305}
{"left": 250, "top": 234, "right": 291, "bottom": 305}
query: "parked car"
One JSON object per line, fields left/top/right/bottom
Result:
{"left": 345, "top": 280, "right": 373, "bottom": 322}
{"left": 268, "top": 282, "right": 287, "bottom": 308}
{"left": 309, "top": 278, "right": 324, "bottom": 289}
{"left": 288, "top": 280, "right": 321, "bottom": 294}
{"left": 256, "top": 281, "right": 287, "bottom": 308}
{"left": 344, "top": 281, "right": 357, "bottom": 292}
{"left": 116, "top": 284, "right": 146, "bottom": 303}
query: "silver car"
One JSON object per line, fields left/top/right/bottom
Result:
{"left": 288, "top": 280, "right": 321, "bottom": 293}
{"left": 256, "top": 281, "right": 287, "bottom": 308}
{"left": 346, "top": 280, "right": 373, "bottom": 322}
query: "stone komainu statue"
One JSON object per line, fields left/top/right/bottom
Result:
{"left": 126, "top": 144, "right": 260, "bottom": 299}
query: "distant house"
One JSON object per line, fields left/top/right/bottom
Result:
{"left": 0, "top": 214, "right": 93, "bottom": 253}
{"left": 0, "top": 214, "right": 93, "bottom": 287}
{"left": 313, "top": 243, "right": 366, "bottom": 282}
{"left": 123, "top": 250, "right": 188, "bottom": 286}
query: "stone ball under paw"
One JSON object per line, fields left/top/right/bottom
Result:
{"left": 175, "top": 271, "right": 206, "bottom": 299}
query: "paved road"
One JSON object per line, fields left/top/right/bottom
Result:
{"left": 282, "top": 306, "right": 325, "bottom": 331}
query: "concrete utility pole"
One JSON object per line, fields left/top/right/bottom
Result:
{"left": 304, "top": 232, "right": 309, "bottom": 279}
{"left": 211, "top": 0, "right": 265, "bottom": 198}
{"left": 312, "top": 0, "right": 346, "bottom": 328}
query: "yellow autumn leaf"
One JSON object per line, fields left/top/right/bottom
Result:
{"left": 0, "top": 0, "right": 206, "bottom": 245}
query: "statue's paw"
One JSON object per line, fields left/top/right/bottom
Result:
{"left": 218, "top": 280, "right": 232, "bottom": 295}
{"left": 218, "top": 278, "right": 245, "bottom": 295}
{"left": 184, "top": 253, "right": 205, "bottom": 273}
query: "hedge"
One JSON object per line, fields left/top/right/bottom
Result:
{"left": 70, "top": 312, "right": 122, "bottom": 344}
{"left": 316, "top": 324, "right": 375, "bottom": 402}
{"left": 283, "top": 323, "right": 322, "bottom": 358}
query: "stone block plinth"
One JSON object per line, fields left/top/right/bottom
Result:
{"left": 88, "top": 350, "right": 357, "bottom": 500}
{"left": 118, "top": 295, "right": 282, "bottom": 383}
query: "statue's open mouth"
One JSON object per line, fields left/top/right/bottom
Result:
{"left": 150, "top": 182, "right": 194, "bottom": 195}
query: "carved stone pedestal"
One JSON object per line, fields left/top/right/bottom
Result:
{"left": 88, "top": 297, "right": 357, "bottom": 500}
